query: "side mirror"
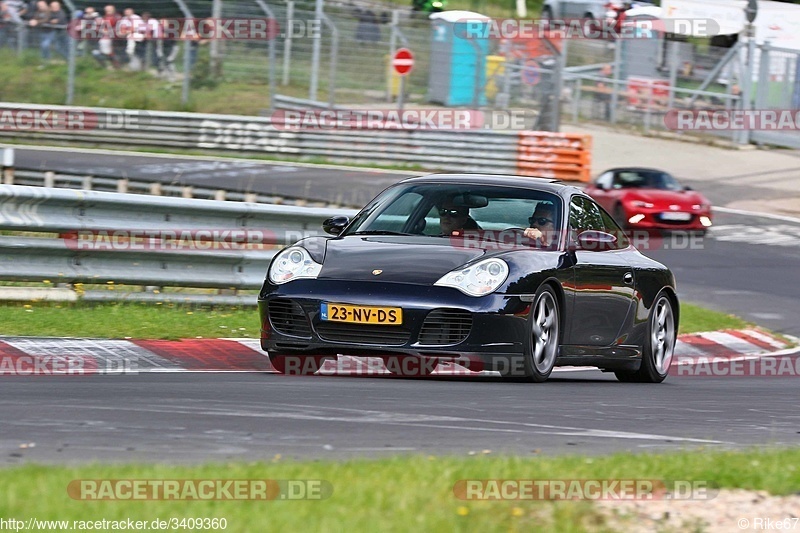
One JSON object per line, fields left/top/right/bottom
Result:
{"left": 577, "top": 230, "right": 617, "bottom": 251}
{"left": 323, "top": 215, "right": 350, "bottom": 235}
{"left": 684, "top": 185, "right": 693, "bottom": 191}
{"left": 596, "top": 182, "right": 608, "bottom": 191}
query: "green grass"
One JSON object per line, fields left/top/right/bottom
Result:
{"left": 0, "top": 448, "right": 798, "bottom": 532}
{"left": 0, "top": 300, "right": 753, "bottom": 340}
{"left": 0, "top": 301, "right": 256, "bottom": 340}
{"left": 678, "top": 303, "right": 750, "bottom": 335}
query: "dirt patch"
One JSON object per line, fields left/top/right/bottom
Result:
{"left": 596, "top": 489, "right": 800, "bottom": 532}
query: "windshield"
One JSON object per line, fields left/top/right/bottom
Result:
{"left": 343, "top": 182, "right": 564, "bottom": 248}
{"left": 615, "top": 170, "right": 683, "bottom": 191}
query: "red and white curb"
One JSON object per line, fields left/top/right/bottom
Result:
{"left": 0, "top": 329, "right": 793, "bottom": 376}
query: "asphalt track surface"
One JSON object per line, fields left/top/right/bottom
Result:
{"left": 14, "top": 147, "right": 406, "bottom": 207}
{"left": 3, "top": 147, "right": 799, "bottom": 463}
{"left": 2, "top": 367, "right": 800, "bottom": 464}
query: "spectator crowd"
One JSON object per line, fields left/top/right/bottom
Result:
{"left": 0, "top": 2, "right": 184, "bottom": 77}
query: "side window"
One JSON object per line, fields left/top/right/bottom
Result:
{"left": 595, "top": 172, "right": 613, "bottom": 190}
{"left": 569, "top": 196, "right": 604, "bottom": 236}
{"left": 596, "top": 202, "right": 631, "bottom": 249}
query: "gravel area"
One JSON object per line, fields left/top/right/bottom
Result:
{"left": 597, "top": 489, "right": 800, "bottom": 532}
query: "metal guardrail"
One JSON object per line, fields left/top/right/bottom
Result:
{"left": 10, "top": 169, "right": 342, "bottom": 208}
{"left": 0, "top": 103, "right": 591, "bottom": 177}
{"left": 0, "top": 184, "right": 358, "bottom": 290}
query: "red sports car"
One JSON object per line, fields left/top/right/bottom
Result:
{"left": 584, "top": 167, "right": 713, "bottom": 233}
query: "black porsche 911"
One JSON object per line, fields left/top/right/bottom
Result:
{"left": 258, "top": 174, "right": 678, "bottom": 383}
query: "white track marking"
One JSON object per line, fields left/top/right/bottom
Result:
{"left": 714, "top": 206, "right": 800, "bottom": 225}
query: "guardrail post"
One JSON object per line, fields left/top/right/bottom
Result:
{"left": 282, "top": 1, "right": 294, "bottom": 86}
{"left": 172, "top": 0, "right": 194, "bottom": 107}
{"left": 552, "top": 37, "right": 567, "bottom": 131}
{"left": 1, "top": 147, "right": 13, "bottom": 184}
{"left": 644, "top": 85, "right": 653, "bottom": 133}
{"left": 117, "top": 179, "right": 128, "bottom": 193}
{"left": 610, "top": 40, "right": 623, "bottom": 125}
{"left": 17, "top": 24, "right": 25, "bottom": 57}
{"left": 667, "top": 40, "right": 679, "bottom": 111}
{"left": 254, "top": 0, "right": 277, "bottom": 110}
{"left": 149, "top": 182, "right": 162, "bottom": 196}
{"left": 82, "top": 176, "right": 92, "bottom": 190}
{"left": 210, "top": 0, "right": 222, "bottom": 76}
{"left": 66, "top": 22, "right": 77, "bottom": 105}
{"left": 320, "top": 13, "right": 338, "bottom": 108}
{"left": 182, "top": 186, "right": 193, "bottom": 198}
{"left": 309, "top": 0, "right": 323, "bottom": 101}
{"left": 756, "top": 41, "right": 771, "bottom": 110}
{"left": 387, "top": 10, "right": 399, "bottom": 103}
{"left": 572, "top": 78, "right": 581, "bottom": 122}
{"left": 44, "top": 171, "right": 55, "bottom": 187}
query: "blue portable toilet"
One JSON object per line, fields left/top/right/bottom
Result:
{"left": 428, "top": 11, "right": 490, "bottom": 106}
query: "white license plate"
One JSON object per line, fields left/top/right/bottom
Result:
{"left": 660, "top": 212, "right": 691, "bottom": 221}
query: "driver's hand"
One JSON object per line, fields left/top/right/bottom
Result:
{"left": 523, "top": 227, "right": 545, "bottom": 244}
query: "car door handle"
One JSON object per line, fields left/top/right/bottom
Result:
{"left": 623, "top": 272, "right": 633, "bottom": 285}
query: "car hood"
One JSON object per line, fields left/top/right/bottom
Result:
{"left": 624, "top": 189, "right": 706, "bottom": 207}
{"left": 318, "top": 235, "right": 489, "bottom": 284}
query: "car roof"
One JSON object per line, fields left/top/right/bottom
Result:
{"left": 601, "top": 167, "right": 671, "bottom": 175}
{"left": 399, "top": 173, "right": 583, "bottom": 197}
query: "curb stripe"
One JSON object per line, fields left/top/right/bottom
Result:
{"left": 740, "top": 329, "right": 788, "bottom": 349}
{"left": 0, "top": 329, "right": 790, "bottom": 376}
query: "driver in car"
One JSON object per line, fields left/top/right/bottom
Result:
{"left": 438, "top": 199, "right": 481, "bottom": 235}
{"left": 523, "top": 202, "right": 557, "bottom": 247}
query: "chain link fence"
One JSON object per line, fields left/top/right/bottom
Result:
{"left": 5, "top": 2, "right": 800, "bottom": 144}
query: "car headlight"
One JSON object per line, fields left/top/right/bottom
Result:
{"left": 268, "top": 247, "right": 323, "bottom": 285}
{"left": 631, "top": 200, "right": 654, "bottom": 208}
{"left": 692, "top": 203, "right": 710, "bottom": 211}
{"left": 434, "top": 258, "right": 509, "bottom": 297}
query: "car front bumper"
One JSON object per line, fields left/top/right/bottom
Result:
{"left": 258, "top": 279, "right": 531, "bottom": 369}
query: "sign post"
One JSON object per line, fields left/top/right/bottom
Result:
{"left": 392, "top": 48, "right": 414, "bottom": 112}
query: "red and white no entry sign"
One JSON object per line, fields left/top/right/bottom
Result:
{"left": 392, "top": 48, "right": 414, "bottom": 76}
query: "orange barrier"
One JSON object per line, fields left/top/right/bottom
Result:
{"left": 516, "top": 132, "right": 592, "bottom": 182}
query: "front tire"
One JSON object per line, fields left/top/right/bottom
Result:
{"left": 615, "top": 292, "right": 676, "bottom": 383}
{"left": 511, "top": 285, "right": 561, "bottom": 382}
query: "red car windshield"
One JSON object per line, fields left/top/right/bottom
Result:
{"left": 616, "top": 170, "right": 683, "bottom": 191}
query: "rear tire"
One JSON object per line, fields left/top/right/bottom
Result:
{"left": 614, "top": 292, "right": 676, "bottom": 383}
{"left": 269, "top": 353, "right": 326, "bottom": 375}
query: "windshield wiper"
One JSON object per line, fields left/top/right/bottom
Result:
{"left": 350, "top": 230, "right": 413, "bottom": 236}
